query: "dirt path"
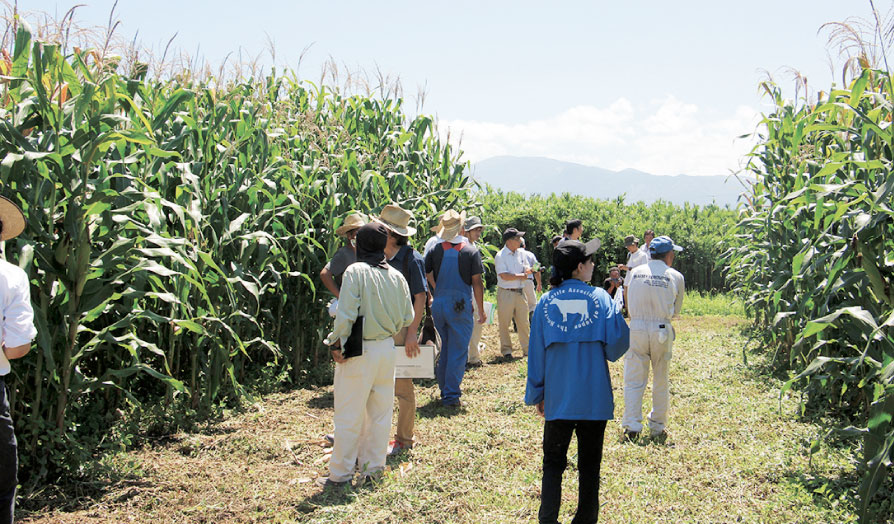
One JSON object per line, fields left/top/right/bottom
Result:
{"left": 21, "top": 316, "right": 863, "bottom": 523}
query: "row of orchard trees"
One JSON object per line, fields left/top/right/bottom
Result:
{"left": 0, "top": 22, "right": 473, "bottom": 482}
{"left": 726, "top": 67, "right": 894, "bottom": 521}
{"left": 478, "top": 189, "right": 738, "bottom": 291}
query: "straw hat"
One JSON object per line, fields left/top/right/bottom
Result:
{"left": 373, "top": 204, "right": 417, "bottom": 236}
{"left": 0, "top": 196, "right": 25, "bottom": 241}
{"left": 335, "top": 213, "right": 368, "bottom": 236}
{"left": 431, "top": 210, "right": 466, "bottom": 241}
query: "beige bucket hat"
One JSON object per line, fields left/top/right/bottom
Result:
{"left": 335, "top": 213, "right": 368, "bottom": 236}
{"left": 0, "top": 196, "right": 25, "bottom": 241}
{"left": 374, "top": 204, "right": 417, "bottom": 236}
{"left": 431, "top": 210, "right": 466, "bottom": 241}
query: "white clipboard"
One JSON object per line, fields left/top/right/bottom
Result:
{"left": 394, "top": 344, "right": 436, "bottom": 379}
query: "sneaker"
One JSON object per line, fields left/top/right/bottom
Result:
{"left": 622, "top": 429, "right": 640, "bottom": 442}
{"left": 466, "top": 360, "right": 483, "bottom": 369}
{"left": 499, "top": 354, "right": 513, "bottom": 363}
{"left": 442, "top": 400, "right": 463, "bottom": 410}
{"left": 650, "top": 430, "right": 668, "bottom": 442}
{"left": 314, "top": 476, "right": 348, "bottom": 489}
{"left": 388, "top": 440, "right": 412, "bottom": 456}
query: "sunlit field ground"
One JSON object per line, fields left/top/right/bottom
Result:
{"left": 22, "top": 310, "right": 871, "bottom": 523}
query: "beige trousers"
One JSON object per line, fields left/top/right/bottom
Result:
{"left": 468, "top": 297, "right": 484, "bottom": 364}
{"left": 497, "top": 287, "right": 530, "bottom": 356}
{"left": 392, "top": 327, "right": 416, "bottom": 447}
{"left": 522, "top": 279, "right": 537, "bottom": 313}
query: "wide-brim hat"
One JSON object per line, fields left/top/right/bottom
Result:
{"left": 464, "top": 216, "right": 484, "bottom": 231}
{"left": 0, "top": 196, "right": 25, "bottom": 241}
{"left": 374, "top": 204, "right": 417, "bottom": 237}
{"left": 431, "top": 209, "right": 465, "bottom": 240}
{"left": 335, "top": 213, "right": 368, "bottom": 236}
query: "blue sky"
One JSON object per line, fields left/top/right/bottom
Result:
{"left": 28, "top": 1, "right": 873, "bottom": 175}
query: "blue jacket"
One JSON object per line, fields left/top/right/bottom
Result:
{"left": 524, "top": 279, "right": 630, "bottom": 421}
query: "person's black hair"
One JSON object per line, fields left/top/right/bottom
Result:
{"left": 393, "top": 233, "right": 408, "bottom": 246}
{"left": 609, "top": 266, "right": 620, "bottom": 274}
{"left": 651, "top": 251, "right": 668, "bottom": 260}
{"left": 551, "top": 235, "right": 562, "bottom": 245}
{"left": 644, "top": 229, "right": 654, "bottom": 237}
{"left": 564, "top": 219, "right": 582, "bottom": 236}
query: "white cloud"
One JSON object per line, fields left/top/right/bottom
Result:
{"left": 440, "top": 96, "right": 761, "bottom": 176}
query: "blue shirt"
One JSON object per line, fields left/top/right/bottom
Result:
{"left": 524, "top": 279, "right": 630, "bottom": 421}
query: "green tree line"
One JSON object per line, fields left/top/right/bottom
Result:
{"left": 477, "top": 188, "right": 739, "bottom": 291}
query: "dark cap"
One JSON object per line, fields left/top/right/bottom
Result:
{"left": 502, "top": 228, "right": 525, "bottom": 242}
{"left": 624, "top": 234, "right": 639, "bottom": 247}
{"left": 553, "top": 238, "right": 601, "bottom": 273}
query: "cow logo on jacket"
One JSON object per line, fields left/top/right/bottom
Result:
{"left": 544, "top": 287, "right": 599, "bottom": 332}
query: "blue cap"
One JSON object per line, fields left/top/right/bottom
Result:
{"left": 649, "top": 235, "right": 683, "bottom": 255}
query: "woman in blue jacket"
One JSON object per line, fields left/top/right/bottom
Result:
{"left": 525, "top": 238, "right": 630, "bottom": 524}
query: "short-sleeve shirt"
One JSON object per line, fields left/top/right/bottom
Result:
{"left": 424, "top": 242, "right": 484, "bottom": 286}
{"left": 324, "top": 245, "right": 356, "bottom": 288}
{"left": 0, "top": 260, "right": 37, "bottom": 376}
{"left": 624, "top": 249, "right": 649, "bottom": 285}
{"left": 495, "top": 246, "right": 527, "bottom": 289}
{"left": 388, "top": 245, "right": 428, "bottom": 305}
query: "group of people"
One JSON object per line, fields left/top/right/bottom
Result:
{"left": 316, "top": 207, "right": 686, "bottom": 524}
{"left": 316, "top": 204, "right": 488, "bottom": 488}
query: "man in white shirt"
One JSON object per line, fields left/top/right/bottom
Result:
{"left": 620, "top": 235, "right": 649, "bottom": 310}
{"left": 622, "top": 236, "right": 685, "bottom": 441}
{"left": 639, "top": 229, "right": 655, "bottom": 256}
{"left": 0, "top": 196, "right": 37, "bottom": 524}
{"left": 495, "top": 228, "right": 532, "bottom": 359}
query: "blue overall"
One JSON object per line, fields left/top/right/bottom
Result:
{"left": 432, "top": 243, "right": 474, "bottom": 405}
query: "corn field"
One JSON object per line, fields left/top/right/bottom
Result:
{"left": 725, "top": 67, "right": 894, "bottom": 521}
{"left": 0, "top": 20, "right": 473, "bottom": 483}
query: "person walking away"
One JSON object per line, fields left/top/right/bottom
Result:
{"left": 0, "top": 196, "right": 37, "bottom": 524}
{"left": 495, "top": 228, "right": 532, "bottom": 359}
{"left": 375, "top": 204, "right": 427, "bottom": 455}
{"left": 622, "top": 235, "right": 685, "bottom": 441}
{"left": 318, "top": 223, "right": 414, "bottom": 488}
{"left": 463, "top": 216, "right": 487, "bottom": 368}
{"left": 424, "top": 210, "right": 486, "bottom": 407}
{"left": 519, "top": 237, "right": 542, "bottom": 322}
{"left": 525, "top": 238, "right": 629, "bottom": 524}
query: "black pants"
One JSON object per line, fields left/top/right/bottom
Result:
{"left": 539, "top": 419, "right": 607, "bottom": 524}
{"left": 0, "top": 378, "right": 17, "bottom": 524}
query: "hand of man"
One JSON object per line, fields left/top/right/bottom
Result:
{"left": 536, "top": 401, "right": 545, "bottom": 418}
{"left": 478, "top": 309, "right": 487, "bottom": 324}
{"left": 404, "top": 337, "right": 421, "bottom": 358}
{"left": 536, "top": 283, "right": 542, "bottom": 294}
{"left": 330, "top": 348, "right": 346, "bottom": 364}
{"left": 619, "top": 264, "right": 629, "bottom": 271}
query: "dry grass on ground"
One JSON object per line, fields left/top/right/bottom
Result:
{"left": 21, "top": 316, "right": 869, "bottom": 523}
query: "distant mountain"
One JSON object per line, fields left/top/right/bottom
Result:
{"left": 470, "top": 156, "right": 746, "bottom": 207}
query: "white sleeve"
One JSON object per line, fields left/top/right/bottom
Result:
{"left": 3, "top": 268, "right": 37, "bottom": 348}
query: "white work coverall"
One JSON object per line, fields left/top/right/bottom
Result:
{"left": 622, "top": 259, "right": 685, "bottom": 435}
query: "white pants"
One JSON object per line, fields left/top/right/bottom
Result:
{"left": 622, "top": 324, "right": 673, "bottom": 434}
{"left": 330, "top": 338, "right": 396, "bottom": 482}
{"left": 523, "top": 279, "right": 537, "bottom": 313}
{"left": 468, "top": 298, "right": 484, "bottom": 364}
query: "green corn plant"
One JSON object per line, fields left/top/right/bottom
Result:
{"left": 726, "top": 67, "right": 894, "bottom": 521}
